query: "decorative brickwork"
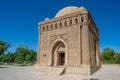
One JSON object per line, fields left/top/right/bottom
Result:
{"left": 35, "top": 6, "right": 101, "bottom": 75}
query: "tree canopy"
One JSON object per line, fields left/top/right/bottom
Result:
{"left": 0, "top": 40, "right": 37, "bottom": 65}
{"left": 0, "top": 47, "right": 37, "bottom": 65}
{"left": 14, "top": 47, "right": 37, "bottom": 64}
{"left": 0, "top": 40, "right": 10, "bottom": 55}
{"left": 101, "top": 48, "right": 120, "bottom": 64}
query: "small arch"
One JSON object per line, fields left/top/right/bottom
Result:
{"left": 46, "top": 25, "right": 49, "bottom": 30}
{"left": 81, "top": 17, "right": 84, "bottom": 22}
{"left": 75, "top": 18, "right": 78, "bottom": 23}
{"left": 70, "top": 20, "right": 72, "bottom": 25}
{"left": 43, "top": 26, "right": 45, "bottom": 31}
{"left": 51, "top": 24, "right": 53, "bottom": 29}
{"left": 65, "top": 21, "right": 67, "bottom": 26}
{"left": 60, "top": 22, "right": 62, "bottom": 27}
{"left": 55, "top": 23, "right": 57, "bottom": 28}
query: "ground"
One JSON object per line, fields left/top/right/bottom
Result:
{"left": 0, "top": 64, "right": 120, "bottom": 80}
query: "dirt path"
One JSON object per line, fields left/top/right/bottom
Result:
{"left": 0, "top": 65, "right": 120, "bottom": 80}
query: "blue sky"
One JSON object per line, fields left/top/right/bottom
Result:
{"left": 0, "top": 0, "right": 120, "bottom": 53}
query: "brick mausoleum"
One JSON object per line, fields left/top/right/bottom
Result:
{"left": 35, "top": 6, "right": 101, "bottom": 75}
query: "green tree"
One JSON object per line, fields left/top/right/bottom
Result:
{"left": 13, "top": 46, "right": 37, "bottom": 64}
{"left": 14, "top": 47, "right": 29, "bottom": 64}
{"left": 0, "top": 40, "right": 10, "bottom": 55}
{"left": 29, "top": 50, "right": 37, "bottom": 61}
{"left": 0, "top": 55, "right": 5, "bottom": 62}
{"left": 101, "top": 48, "right": 115, "bottom": 63}
{"left": 114, "top": 52, "right": 120, "bottom": 64}
{"left": 25, "top": 53, "right": 32, "bottom": 63}
{"left": 5, "top": 52, "right": 14, "bottom": 62}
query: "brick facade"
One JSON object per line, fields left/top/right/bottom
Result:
{"left": 35, "top": 6, "right": 101, "bottom": 75}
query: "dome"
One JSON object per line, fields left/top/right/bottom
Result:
{"left": 55, "top": 6, "right": 87, "bottom": 18}
{"left": 45, "top": 18, "right": 50, "bottom": 21}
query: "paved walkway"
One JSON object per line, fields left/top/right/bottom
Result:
{"left": 0, "top": 65, "right": 120, "bottom": 80}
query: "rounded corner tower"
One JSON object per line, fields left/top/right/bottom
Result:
{"left": 35, "top": 6, "right": 101, "bottom": 75}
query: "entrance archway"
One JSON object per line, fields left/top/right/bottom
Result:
{"left": 51, "top": 39, "right": 67, "bottom": 66}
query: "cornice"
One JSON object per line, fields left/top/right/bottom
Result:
{"left": 38, "top": 10, "right": 89, "bottom": 26}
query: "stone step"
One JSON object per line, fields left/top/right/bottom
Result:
{"left": 47, "top": 67, "right": 65, "bottom": 75}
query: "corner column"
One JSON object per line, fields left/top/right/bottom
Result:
{"left": 37, "top": 28, "right": 41, "bottom": 63}
{"left": 82, "top": 24, "right": 90, "bottom": 65}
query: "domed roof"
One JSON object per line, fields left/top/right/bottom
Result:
{"left": 55, "top": 6, "right": 87, "bottom": 18}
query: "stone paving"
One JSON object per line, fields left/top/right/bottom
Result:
{"left": 0, "top": 65, "right": 120, "bottom": 80}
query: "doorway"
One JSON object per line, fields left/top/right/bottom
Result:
{"left": 51, "top": 41, "right": 66, "bottom": 66}
{"left": 59, "top": 52, "right": 65, "bottom": 66}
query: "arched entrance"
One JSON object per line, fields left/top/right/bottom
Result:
{"left": 51, "top": 40, "right": 67, "bottom": 66}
